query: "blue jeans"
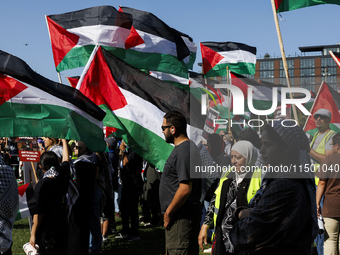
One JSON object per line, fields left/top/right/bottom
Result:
{"left": 89, "top": 185, "right": 103, "bottom": 252}
{"left": 315, "top": 196, "right": 324, "bottom": 255}
{"left": 114, "top": 177, "right": 123, "bottom": 213}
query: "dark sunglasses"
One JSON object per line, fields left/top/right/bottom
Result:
{"left": 161, "top": 125, "right": 172, "bottom": 131}
{"left": 314, "top": 114, "right": 327, "bottom": 120}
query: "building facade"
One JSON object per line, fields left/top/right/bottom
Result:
{"left": 254, "top": 44, "right": 340, "bottom": 93}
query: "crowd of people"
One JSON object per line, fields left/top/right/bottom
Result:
{"left": 0, "top": 108, "right": 340, "bottom": 255}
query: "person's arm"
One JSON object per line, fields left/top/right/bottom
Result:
{"left": 310, "top": 149, "right": 335, "bottom": 164}
{"left": 198, "top": 193, "right": 216, "bottom": 251}
{"left": 29, "top": 213, "right": 43, "bottom": 246}
{"left": 164, "top": 181, "right": 192, "bottom": 230}
{"left": 62, "top": 139, "right": 69, "bottom": 163}
{"left": 316, "top": 180, "right": 326, "bottom": 217}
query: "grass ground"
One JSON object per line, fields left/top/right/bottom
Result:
{"left": 12, "top": 212, "right": 212, "bottom": 255}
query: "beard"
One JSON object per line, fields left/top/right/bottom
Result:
{"left": 165, "top": 132, "right": 174, "bottom": 144}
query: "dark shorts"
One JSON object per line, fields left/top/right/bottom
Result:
{"left": 165, "top": 217, "right": 200, "bottom": 255}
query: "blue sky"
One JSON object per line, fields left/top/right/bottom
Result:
{"left": 1, "top": 1, "right": 339, "bottom": 83}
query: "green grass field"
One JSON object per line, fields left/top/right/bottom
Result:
{"left": 12, "top": 213, "right": 212, "bottom": 255}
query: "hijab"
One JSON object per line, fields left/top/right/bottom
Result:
{"left": 77, "top": 141, "right": 92, "bottom": 157}
{"left": 231, "top": 140, "right": 258, "bottom": 167}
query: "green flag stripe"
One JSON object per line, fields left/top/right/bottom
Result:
{"left": 204, "top": 62, "right": 255, "bottom": 77}
{"left": 0, "top": 102, "right": 105, "bottom": 152}
{"left": 57, "top": 46, "right": 189, "bottom": 78}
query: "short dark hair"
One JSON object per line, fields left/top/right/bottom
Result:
{"left": 333, "top": 132, "right": 340, "bottom": 147}
{"left": 40, "top": 151, "right": 59, "bottom": 171}
{"left": 163, "top": 111, "right": 187, "bottom": 134}
{"left": 239, "top": 128, "right": 262, "bottom": 149}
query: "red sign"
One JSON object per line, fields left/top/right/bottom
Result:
{"left": 19, "top": 151, "right": 41, "bottom": 162}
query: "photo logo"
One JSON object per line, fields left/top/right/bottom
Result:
{"left": 201, "top": 84, "right": 312, "bottom": 116}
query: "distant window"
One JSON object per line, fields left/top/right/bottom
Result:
{"left": 260, "top": 61, "right": 274, "bottom": 70}
{"left": 300, "top": 59, "right": 315, "bottom": 68}
{"left": 321, "top": 57, "right": 337, "bottom": 67}
{"left": 279, "top": 60, "right": 294, "bottom": 69}
{"left": 300, "top": 77, "right": 315, "bottom": 84}
{"left": 280, "top": 78, "right": 294, "bottom": 85}
{"left": 300, "top": 68, "right": 315, "bottom": 77}
{"left": 279, "top": 70, "right": 294, "bottom": 77}
{"left": 260, "top": 70, "right": 274, "bottom": 78}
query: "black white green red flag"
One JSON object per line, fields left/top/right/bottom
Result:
{"left": 76, "top": 46, "right": 204, "bottom": 171}
{"left": 46, "top": 6, "right": 133, "bottom": 72}
{"left": 119, "top": 6, "right": 196, "bottom": 78}
{"left": 200, "top": 42, "right": 256, "bottom": 77}
{"left": 0, "top": 50, "right": 106, "bottom": 152}
{"left": 275, "top": 0, "right": 340, "bottom": 13}
{"left": 304, "top": 82, "right": 340, "bottom": 136}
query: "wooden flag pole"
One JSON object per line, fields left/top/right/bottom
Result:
{"left": 31, "top": 162, "right": 38, "bottom": 183}
{"left": 271, "top": 0, "right": 299, "bottom": 126}
{"left": 329, "top": 51, "right": 340, "bottom": 68}
{"left": 57, "top": 72, "right": 62, "bottom": 84}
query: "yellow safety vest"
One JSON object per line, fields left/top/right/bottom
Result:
{"left": 212, "top": 167, "right": 262, "bottom": 240}
{"left": 310, "top": 130, "right": 336, "bottom": 185}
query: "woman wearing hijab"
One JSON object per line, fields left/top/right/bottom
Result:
{"left": 229, "top": 121, "right": 318, "bottom": 255}
{"left": 198, "top": 141, "right": 262, "bottom": 255}
{"left": 67, "top": 141, "right": 96, "bottom": 255}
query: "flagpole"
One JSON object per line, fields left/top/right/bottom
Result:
{"left": 57, "top": 72, "right": 62, "bottom": 84}
{"left": 329, "top": 51, "right": 340, "bottom": 68}
{"left": 226, "top": 67, "right": 232, "bottom": 136}
{"left": 271, "top": 0, "right": 299, "bottom": 126}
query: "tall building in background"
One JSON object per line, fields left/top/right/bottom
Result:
{"left": 255, "top": 44, "right": 340, "bottom": 93}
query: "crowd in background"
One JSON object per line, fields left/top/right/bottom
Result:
{"left": 0, "top": 108, "right": 340, "bottom": 255}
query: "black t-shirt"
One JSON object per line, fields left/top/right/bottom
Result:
{"left": 34, "top": 161, "right": 70, "bottom": 246}
{"left": 159, "top": 140, "right": 202, "bottom": 219}
{"left": 120, "top": 149, "right": 143, "bottom": 189}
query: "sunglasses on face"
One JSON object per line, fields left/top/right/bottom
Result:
{"left": 161, "top": 125, "right": 172, "bottom": 131}
{"left": 314, "top": 115, "right": 327, "bottom": 120}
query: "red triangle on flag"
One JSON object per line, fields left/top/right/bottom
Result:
{"left": 230, "top": 72, "right": 250, "bottom": 99}
{"left": 18, "top": 183, "right": 30, "bottom": 197}
{"left": 304, "top": 82, "right": 340, "bottom": 133}
{"left": 125, "top": 26, "right": 145, "bottom": 49}
{"left": 274, "top": 0, "right": 284, "bottom": 10}
{"left": 200, "top": 43, "right": 224, "bottom": 75}
{"left": 79, "top": 47, "right": 128, "bottom": 111}
{"left": 46, "top": 16, "right": 79, "bottom": 68}
{"left": 0, "top": 74, "right": 28, "bottom": 106}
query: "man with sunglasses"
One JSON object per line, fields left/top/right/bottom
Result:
{"left": 159, "top": 111, "right": 202, "bottom": 255}
{"left": 310, "top": 108, "right": 336, "bottom": 255}
{"left": 310, "top": 109, "right": 336, "bottom": 167}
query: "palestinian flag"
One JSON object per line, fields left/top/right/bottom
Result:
{"left": 304, "top": 82, "right": 340, "bottom": 136}
{"left": 275, "top": 0, "right": 340, "bottom": 13}
{"left": 46, "top": 6, "right": 133, "bottom": 72}
{"left": 0, "top": 50, "right": 106, "bottom": 152}
{"left": 65, "top": 76, "right": 80, "bottom": 88}
{"left": 77, "top": 46, "right": 205, "bottom": 171}
{"left": 329, "top": 50, "right": 340, "bottom": 68}
{"left": 16, "top": 183, "right": 37, "bottom": 221}
{"left": 200, "top": 42, "right": 256, "bottom": 77}
{"left": 119, "top": 6, "right": 196, "bottom": 78}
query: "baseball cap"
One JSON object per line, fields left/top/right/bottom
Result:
{"left": 314, "top": 108, "right": 332, "bottom": 119}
